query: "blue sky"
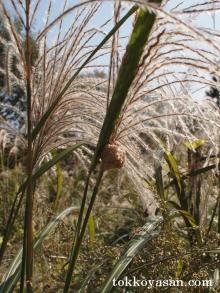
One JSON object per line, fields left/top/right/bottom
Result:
{"left": 27, "top": 0, "right": 220, "bottom": 100}
{"left": 31, "top": 0, "right": 220, "bottom": 32}
{"left": 5, "top": 0, "right": 220, "bottom": 46}
{"left": 26, "top": 0, "right": 220, "bottom": 69}
{"left": 4, "top": 0, "right": 220, "bottom": 81}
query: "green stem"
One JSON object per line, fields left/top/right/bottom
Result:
{"left": 31, "top": 5, "right": 138, "bottom": 140}
{"left": 91, "top": 6, "right": 161, "bottom": 169}
{"left": 0, "top": 187, "right": 24, "bottom": 266}
{"left": 63, "top": 170, "right": 103, "bottom": 292}
{"left": 206, "top": 197, "right": 219, "bottom": 239}
{"left": 74, "top": 169, "right": 92, "bottom": 244}
{"left": 20, "top": 1, "right": 34, "bottom": 292}
{"left": 218, "top": 173, "right": 220, "bottom": 245}
{"left": 63, "top": 4, "right": 162, "bottom": 292}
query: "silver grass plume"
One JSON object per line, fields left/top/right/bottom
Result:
{"left": 1, "top": 0, "right": 220, "bottom": 210}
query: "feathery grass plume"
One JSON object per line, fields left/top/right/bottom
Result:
{"left": 1, "top": 0, "right": 220, "bottom": 291}
{"left": 0, "top": 12, "right": 25, "bottom": 135}
{"left": 63, "top": 4, "right": 164, "bottom": 291}
{"left": 1, "top": 0, "right": 220, "bottom": 206}
{"left": 62, "top": 5, "right": 220, "bottom": 289}
{"left": 0, "top": 1, "right": 137, "bottom": 291}
{"left": 0, "top": 12, "right": 24, "bottom": 94}
{"left": 60, "top": 0, "right": 220, "bottom": 208}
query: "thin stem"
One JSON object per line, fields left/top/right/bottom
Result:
{"left": 63, "top": 169, "right": 104, "bottom": 292}
{"left": 20, "top": 1, "right": 34, "bottom": 292}
{"left": 125, "top": 248, "right": 219, "bottom": 276}
{"left": 19, "top": 198, "right": 28, "bottom": 293}
{"left": 0, "top": 187, "right": 24, "bottom": 265}
{"left": 74, "top": 169, "right": 92, "bottom": 243}
{"left": 91, "top": 6, "right": 162, "bottom": 169}
{"left": 218, "top": 172, "right": 220, "bottom": 245}
{"left": 31, "top": 5, "right": 138, "bottom": 140}
{"left": 206, "top": 197, "right": 219, "bottom": 238}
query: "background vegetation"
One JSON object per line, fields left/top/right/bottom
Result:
{"left": 0, "top": 0, "right": 220, "bottom": 292}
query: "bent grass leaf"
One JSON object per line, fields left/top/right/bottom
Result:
{"left": 0, "top": 207, "right": 78, "bottom": 293}
{"left": 183, "top": 139, "right": 205, "bottom": 150}
{"left": 178, "top": 210, "right": 197, "bottom": 228}
{"left": 91, "top": 6, "right": 162, "bottom": 169}
{"left": 167, "top": 200, "right": 182, "bottom": 210}
{"left": 179, "top": 210, "right": 203, "bottom": 243}
{"left": 178, "top": 210, "right": 202, "bottom": 244}
{"left": 164, "top": 150, "right": 182, "bottom": 192}
{"left": 88, "top": 215, "right": 95, "bottom": 244}
{"left": 64, "top": 5, "right": 163, "bottom": 292}
{"left": 33, "top": 142, "right": 84, "bottom": 181}
{"left": 168, "top": 204, "right": 198, "bottom": 231}
{"left": 155, "top": 163, "right": 165, "bottom": 201}
{"left": 32, "top": 6, "right": 138, "bottom": 140}
{"left": 0, "top": 143, "right": 84, "bottom": 266}
{"left": 101, "top": 216, "right": 164, "bottom": 293}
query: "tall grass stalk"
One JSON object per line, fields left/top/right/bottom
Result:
{"left": 0, "top": 5, "right": 137, "bottom": 286}
{"left": 63, "top": 169, "right": 104, "bottom": 292}
{"left": 1, "top": 0, "right": 220, "bottom": 291}
{"left": 19, "top": 1, "right": 34, "bottom": 292}
{"left": 0, "top": 207, "right": 78, "bottom": 293}
{"left": 63, "top": 4, "right": 162, "bottom": 292}
{"left": 0, "top": 143, "right": 84, "bottom": 270}
{"left": 31, "top": 5, "right": 138, "bottom": 140}
{"left": 0, "top": 187, "right": 24, "bottom": 265}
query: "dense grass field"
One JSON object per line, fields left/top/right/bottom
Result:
{"left": 0, "top": 0, "right": 220, "bottom": 292}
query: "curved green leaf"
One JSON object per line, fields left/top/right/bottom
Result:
{"left": 33, "top": 143, "right": 84, "bottom": 180}
{"left": 91, "top": 6, "right": 162, "bottom": 169}
{"left": 101, "top": 216, "right": 164, "bottom": 293}
{"left": 183, "top": 139, "right": 205, "bottom": 150}
{"left": 0, "top": 142, "right": 84, "bottom": 265}
{"left": 31, "top": 6, "right": 138, "bottom": 140}
{"left": 164, "top": 150, "right": 182, "bottom": 192}
{"left": 0, "top": 207, "right": 78, "bottom": 293}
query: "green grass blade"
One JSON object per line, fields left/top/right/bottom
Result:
{"left": 0, "top": 187, "right": 25, "bottom": 265}
{"left": 63, "top": 5, "right": 162, "bottom": 292}
{"left": 88, "top": 214, "right": 95, "bottom": 243}
{"left": 63, "top": 170, "right": 104, "bottom": 292}
{"left": 155, "top": 163, "right": 165, "bottom": 201}
{"left": 52, "top": 155, "right": 63, "bottom": 211}
{"left": 183, "top": 139, "right": 205, "bottom": 150}
{"left": 185, "top": 164, "right": 216, "bottom": 178}
{"left": 164, "top": 164, "right": 216, "bottom": 190}
{"left": 31, "top": 6, "right": 138, "bottom": 140}
{"left": 0, "top": 207, "right": 77, "bottom": 293}
{"left": 101, "top": 216, "right": 164, "bottom": 293}
{"left": 91, "top": 6, "right": 162, "bottom": 169}
{"left": 32, "top": 143, "right": 84, "bottom": 180}
{"left": 0, "top": 143, "right": 84, "bottom": 266}
{"left": 164, "top": 150, "right": 182, "bottom": 192}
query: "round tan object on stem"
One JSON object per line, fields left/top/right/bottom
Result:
{"left": 101, "top": 142, "right": 125, "bottom": 171}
